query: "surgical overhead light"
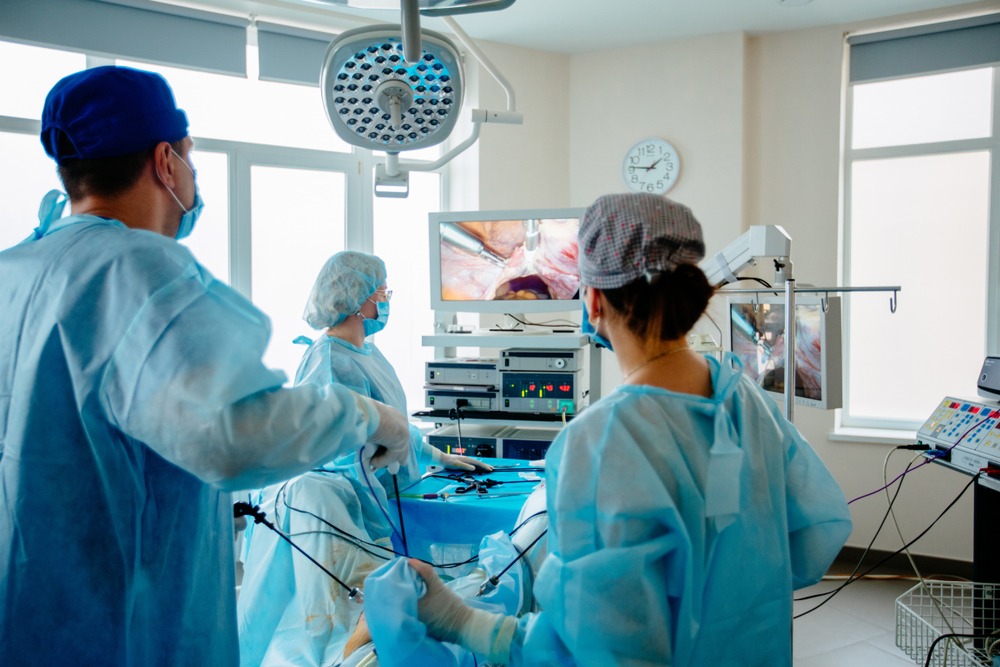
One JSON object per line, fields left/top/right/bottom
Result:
{"left": 294, "top": 0, "right": 515, "bottom": 14}
{"left": 321, "top": 26, "right": 463, "bottom": 153}
{"left": 321, "top": 12, "right": 522, "bottom": 198}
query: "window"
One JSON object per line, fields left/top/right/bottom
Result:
{"left": 373, "top": 171, "right": 442, "bottom": 414}
{"left": 843, "top": 66, "right": 999, "bottom": 430}
{"left": 250, "top": 165, "right": 347, "bottom": 382}
{"left": 180, "top": 150, "right": 229, "bottom": 282}
{"left": 116, "top": 59, "right": 351, "bottom": 154}
{"left": 0, "top": 41, "right": 85, "bottom": 120}
{"left": 0, "top": 35, "right": 451, "bottom": 397}
{"left": 0, "top": 40, "right": 86, "bottom": 251}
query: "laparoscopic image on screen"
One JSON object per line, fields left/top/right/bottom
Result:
{"left": 731, "top": 303, "right": 823, "bottom": 400}
{"left": 439, "top": 219, "right": 580, "bottom": 301}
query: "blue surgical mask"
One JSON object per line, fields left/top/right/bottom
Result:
{"left": 363, "top": 300, "right": 390, "bottom": 336}
{"left": 581, "top": 300, "right": 613, "bottom": 351}
{"left": 161, "top": 149, "right": 204, "bottom": 240}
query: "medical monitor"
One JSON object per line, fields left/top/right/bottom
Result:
{"left": 727, "top": 295, "right": 843, "bottom": 410}
{"left": 429, "top": 208, "right": 586, "bottom": 314}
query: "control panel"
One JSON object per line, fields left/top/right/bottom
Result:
{"left": 426, "top": 424, "right": 558, "bottom": 460}
{"left": 501, "top": 349, "right": 583, "bottom": 372}
{"left": 918, "top": 396, "right": 1000, "bottom": 476}
{"left": 500, "top": 370, "right": 581, "bottom": 414}
{"left": 426, "top": 358, "right": 499, "bottom": 386}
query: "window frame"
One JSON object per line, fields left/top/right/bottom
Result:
{"left": 840, "top": 63, "right": 1000, "bottom": 431}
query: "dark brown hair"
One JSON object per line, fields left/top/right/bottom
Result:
{"left": 601, "top": 263, "right": 714, "bottom": 341}
{"left": 57, "top": 138, "right": 186, "bottom": 201}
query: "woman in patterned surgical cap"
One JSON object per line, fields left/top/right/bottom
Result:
{"left": 398, "top": 193, "right": 852, "bottom": 667}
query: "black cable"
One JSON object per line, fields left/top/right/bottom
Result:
{"left": 728, "top": 276, "right": 774, "bottom": 289}
{"left": 792, "top": 455, "right": 914, "bottom": 614}
{"left": 234, "top": 501, "right": 363, "bottom": 601}
{"left": 794, "top": 473, "right": 980, "bottom": 618}
{"left": 393, "top": 474, "right": 409, "bottom": 558}
{"left": 924, "top": 634, "right": 992, "bottom": 667}
{"left": 504, "top": 314, "right": 577, "bottom": 329}
{"left": 509, "top": 510, "right": 547, "bottom": 537}
{"left": 497, "top": 529, "right": 547, "bottom": 581}
{"left": 279, "top": 488, "right": 477, "bottom": 568}
{"left": 478, "top": 529, "right": 549, "bottom": 597}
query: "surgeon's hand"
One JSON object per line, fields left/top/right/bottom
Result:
{"left": 409, "top": 559, "right": 475, "bottom": 644}
{"left": 433, "top": 447, "right": 494, "bottom": 472}
{"left": 441, "top": 453, "right": 493, "bottom": 472}
{"left": 367, "top": 399, "right": 410, "bottom": 470}
{"left": 410, "top": 559, "right": 516, "bottom": 662}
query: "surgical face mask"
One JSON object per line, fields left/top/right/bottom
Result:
{"left": 362, "top": 299, "right": 390, "bottom": 336}
{"left": 581, "top": 294, "right": 614, "bottom": 352}
{"left": 160, "top": 149, "right": 204, "bottom": 240}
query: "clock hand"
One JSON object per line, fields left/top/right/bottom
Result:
{"left": 645, "top": 158, "right": 663, "bottom": 172}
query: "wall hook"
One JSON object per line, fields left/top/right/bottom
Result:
{"left": 889, "top": 290, "right": 898, "bottom": 314}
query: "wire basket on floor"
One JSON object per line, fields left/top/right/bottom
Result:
{"left": 896, "top": 581, "right": 1000, "bottom": 667}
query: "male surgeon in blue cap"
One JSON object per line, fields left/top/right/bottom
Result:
{"left": 0, "top": 66, "right": 412, "bottom": 667}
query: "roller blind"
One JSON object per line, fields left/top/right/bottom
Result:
{"left": 0, "top": 0, "right": 248, "bottom": 77}
{"left": 257, "top": 22, "right": 334, "bottom": 87}
{"left": 848, "top": 13, "right": 1000, "bottom": 83}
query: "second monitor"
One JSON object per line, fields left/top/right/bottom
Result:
{"left": 727, "top": 295, "right": 843, "bottom": 410}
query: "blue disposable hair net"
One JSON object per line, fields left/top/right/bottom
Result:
{"left": 304, "top": 251, "right": 387, "bottom": 329}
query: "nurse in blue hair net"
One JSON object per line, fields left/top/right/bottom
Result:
{"left": 399, "top": 193, "right": 853, "bottom": 666}
{"left": 238, "top": 251, "right": 491, "bottom": 667}
{"left": 0, "top": 67, "right": 412, "bottom": 667}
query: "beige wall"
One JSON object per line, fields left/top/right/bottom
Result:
{"left": 568, "top": 31, "right": 746, "bottom": 259}
{"left": 446, "top": 39, "right": 572, "bottom": 212}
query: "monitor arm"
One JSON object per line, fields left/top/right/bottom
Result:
{"left": 699, "top": 225, "right": 793, "bottom": 287}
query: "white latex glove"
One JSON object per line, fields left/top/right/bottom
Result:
{"left": 366, "top": 398, "right": 410, "bottom": 471}
{"left": 409, "top": 559, "right": 516, "bottom": 664}
{"left": 426, "top": 444, "right": 494, "bottom": 472}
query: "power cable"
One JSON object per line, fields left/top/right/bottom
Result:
{"left": 794, "top": 472, "right": 981, "bottom": 618}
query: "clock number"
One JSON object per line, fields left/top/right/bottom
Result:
{"left": 656, "top": 181, "right": 664, "bottom": 190}
{"left": 645, "top": 183, "right": 655, "bottom": 193}
{"left": 628, "top": 166, "right": 635, "bottom": 174}
{"left": 630, "top": 156, "right": 639, "bottom": 164}
{"left": 631, "top": 175, "right": 638, "bottom": 183}
{"left": 647, "top": 144, "right": 654, "bottom": 152}
{"left": 666, "top": 162, "right": 674, "bottom": 170}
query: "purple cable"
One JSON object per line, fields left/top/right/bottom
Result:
{"left": 848, "top": 414, "right": 993, "bottom": 505}
{"left": 358, "top": 448, "right": 406, "bottom": 548}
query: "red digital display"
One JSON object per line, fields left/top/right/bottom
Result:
{"left": 971, "top": 407, "right": 980, "bottom": 414}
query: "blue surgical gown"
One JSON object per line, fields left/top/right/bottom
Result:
{"left": 238, "top": 334, "right": 428, "bottom": 667}
{"left": 0, "top": 216, "right": 378, "bottom": 667}
{"left": 507, "top": 353, "right": 851, "bottom": 667}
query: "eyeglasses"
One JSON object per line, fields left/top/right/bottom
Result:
{"left": 373, "top": 289, "right": 393, "bottom": 302}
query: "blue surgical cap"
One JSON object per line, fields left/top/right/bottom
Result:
{"left": 304, "top": 251, "right": 387, "bottom": 329}
{"left": 41, "top": 66, "right": 189, "bottom": 165}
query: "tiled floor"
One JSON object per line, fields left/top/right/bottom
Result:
{"left": 793, "top": 575, "right": 923, "bottom": 666}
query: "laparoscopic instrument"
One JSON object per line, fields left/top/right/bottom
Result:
{"left": 440, "top": 222, "right": 507, "bottom": 267}
{"left": 234, "top": 500, "right": 366, "bottom": 604}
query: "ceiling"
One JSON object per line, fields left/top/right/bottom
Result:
{"left": 181, "top": 0, "right": 991, "bottom": 53}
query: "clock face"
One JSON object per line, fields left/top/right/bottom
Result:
{"left": 621, "top": 138, "right": 679, "bottom": 195}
